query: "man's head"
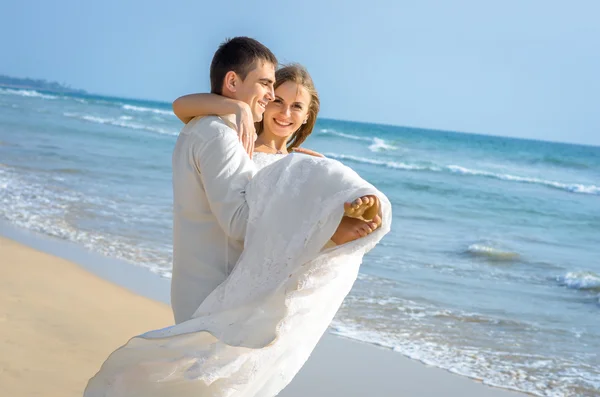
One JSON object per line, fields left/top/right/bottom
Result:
{"left": 210, "top": 37, "right": 277, "bottom": 122}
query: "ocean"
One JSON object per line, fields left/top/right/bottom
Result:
{"left": 1, "top": 87, "right": 599, "bottom": 396}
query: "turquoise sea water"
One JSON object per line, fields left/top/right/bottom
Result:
{"left": 1, "top": 87, "right": 599, "bottom": 396}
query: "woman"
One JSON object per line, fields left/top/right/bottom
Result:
{"left": 84, "top": 65, "right": 392, "bottom": 397}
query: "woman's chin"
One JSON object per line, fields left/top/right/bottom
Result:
{"left": 271, "top": 129, "right": 294, "bottom": 138}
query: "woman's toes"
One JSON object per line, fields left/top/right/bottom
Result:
{"left": 362, "top": 197, "right": 380, "bottom": 221}
{"left": 345, "top": 195, "right": 379, "bottom": 219}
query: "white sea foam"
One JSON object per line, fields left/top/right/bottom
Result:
{"left": 63, "top": 112, "right": 177, "bottom": 136}
{"left": 326, "top": 152, "right": 600, "bottom": 196}
{"left": 557, "top": 271, "right": 600, "bottom": 291}
{"left": 0, "top": 88, "right": 58, "bottom": 100}
{"left": 121, "top": 104, "right": 174, "bottom": 117}
{"left": 319, "top": 128, "right": 397, "bottom": 152}
{"left": 330, "top": 319, "right": 558, "bottom": 396}
{"left": 446, "top": 164, "right": 600, "bottom": 195}
{"left": 331, "top": 294, "right": 600, "bottom": 397}
{"left": 368, "top": 137, "right": 397, "bottom": 152}
{"left": 0, "top": 167, "right": 173, "bottom": 278}
{"left": 466, "top": 244, "right": 520, "bottom": 261}
{"left": 320, "top": 129, "right": 371, "bottom": 141}
{"left": 325, "top": 153, "right": 433, "bottom": 171}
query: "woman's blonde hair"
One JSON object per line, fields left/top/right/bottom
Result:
{"left": 256, "top": 64, "right": 320, "bottom": 151}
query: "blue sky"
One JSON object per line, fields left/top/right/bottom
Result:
{"left": 2, "top": 0, "right": 599, "bottom": 145}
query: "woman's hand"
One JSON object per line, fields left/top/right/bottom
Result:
{"left": 234, "top": 102, "right": 256, "bottom": 159}
{"left": 291, "top": 147, "right": 325, "bottom": 157}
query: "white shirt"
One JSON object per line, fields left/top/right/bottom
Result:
{"left": 170, "top": 116, "right": 256, "bottom": 324}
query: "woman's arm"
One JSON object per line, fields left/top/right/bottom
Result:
{"left": 172, "top": 93, "right": 243, "bottom": 124}
{"left": 173, "top": 93, "right": 255, "bottom": 156}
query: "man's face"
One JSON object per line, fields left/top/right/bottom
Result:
{"left": 233, "top": 61, "right": 276, "bottom": 122}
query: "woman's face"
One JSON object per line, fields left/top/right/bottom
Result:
{"left": 263, "top": 81, "right": 311, "bottom": 138}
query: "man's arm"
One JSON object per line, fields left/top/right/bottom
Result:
{"left": 192, "top": 121, "right": 256, "bottom": 241}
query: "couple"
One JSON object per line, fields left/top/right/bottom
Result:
{"left": 84, "top": 37, "right": 392, "bottom": 397}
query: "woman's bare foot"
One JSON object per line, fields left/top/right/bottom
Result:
{"left": 330, "top": 215, "right": 382, "bottom": 245}
{"left": 344, "top": 195, "right": 380, "bottom": 221}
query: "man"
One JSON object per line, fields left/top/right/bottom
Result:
{"left": 171, "top": 37, "right": 277, "bottom": 324}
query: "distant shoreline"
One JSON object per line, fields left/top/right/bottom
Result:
{"left": 0, "top": 74, "right": 88, "bottom": 95}
{"left": 0, "top": 83, "right": 87, "bottom": 95}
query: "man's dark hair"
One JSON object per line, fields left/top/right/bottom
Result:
{"left": 210, "top": 37, "right": 278, "bottom": 95}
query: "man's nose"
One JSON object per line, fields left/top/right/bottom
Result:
{"left": 266, "top": 86, "right": 275, "bottom": 101}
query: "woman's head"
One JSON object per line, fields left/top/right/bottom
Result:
{"left": 257, "top": 64, "right": 320, "bottom": 150}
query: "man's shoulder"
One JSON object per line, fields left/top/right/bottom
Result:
{"left": 181, "top": 116, "right": 235, "bottom": 140}
{"left": 189, "top": 115, "right": 230, "bottom": 130}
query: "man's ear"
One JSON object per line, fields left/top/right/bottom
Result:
{"left": 223, "top": 71, "right": 238, "bottom": 93}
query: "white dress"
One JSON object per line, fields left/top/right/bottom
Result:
{"left": 84, "top": 152, "right": 392, "bottom": 397}
{"left": 251, "top": 151, "right": 286, "bottom": 170}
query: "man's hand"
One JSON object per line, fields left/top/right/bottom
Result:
{"left": 234, "top": 103, "right": 256, "bottom": 159}
{"left": 291, "top": 147, "right": 325, "bottom": 157}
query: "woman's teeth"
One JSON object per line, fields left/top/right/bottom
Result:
{"left": 274, "top": 119, "right": 292, "bottom": 127}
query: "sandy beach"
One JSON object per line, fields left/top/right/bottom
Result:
{"left": 0, "top": 234, "right": 525, "bottom": 396}
{"left": 0, "top": 236, "right": 173, "bottom": 396}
